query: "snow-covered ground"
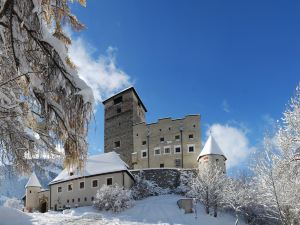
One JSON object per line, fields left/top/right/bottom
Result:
{"left": 0, "top": 195, "right": 245, "bottom": 225}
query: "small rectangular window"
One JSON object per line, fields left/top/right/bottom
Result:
{"left": 107, "top": 178, "right": 113, "bottom": 186}
{"left": 68, "top": 184, "right": 73, "bottom": 191}
{"left": 67, "top": 199, "right": 69, "bottom": 203}
{"left": 78, "top": 198, "right": 80, "bottom": 202}
{"left": 80, "top": 181, "right": 84, "bottom": 189}
{"left": 72, "top": 199, "right": 74, "bottom": 203}
{"left": 154, "top": 148, "right": 161, "bottom": 155}
{"left": 116, "top": 106, "right": 122, "bottom": 114}
{"left": 189, "top": 134, "right": 194, "bottom": 139}
{"left": 188, "top": 145, "right": 195, "bottom": 153}
{"left": 164, "top": 147, "right": 171, "bottom": 154}
{"left": 114, "top": 96, "right": 123, "bottom": 104}
{"left": 160, "top": 163, "right": 164, "bottom": 168}
{"left": 175, "top": 159, "right": 181, "bottom": 167}
{"left": 142, "top": 140, "right": 147, "bottom": 145}
{"left": 160, "top": 137, "right": 164, "bottom": 142}
{"left": 141, "top": 150, "right": 147, "bottom": 158}
{"left": 114, "top": 141, "right": 121, "bottom": 148}
{"left": 91, "top": 197, "right": 94, "bottom": 201}
{"left": 92, "top": 180, "right": 98, "bottom": 188}
{"left": 175, "top": 146, "right": 181, "bottom": 153}
{"left": 175, "top": 135, "right": 180, "bottom": 141}
{"left": 84, "top": 197, "right": 87, "bottom": 201}
{"left": 57, "top": 187, "right": 62, "bottom": 192}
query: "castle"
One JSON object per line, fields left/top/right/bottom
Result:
{"left": 24, "top": 86, "right": 227, "bottom": 212}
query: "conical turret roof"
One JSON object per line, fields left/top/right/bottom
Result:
{"left": 25, "top": 172, "right": 42, "bottom": 188}
{"left": 197, "top": 135, "right": 226, "bottom": 160}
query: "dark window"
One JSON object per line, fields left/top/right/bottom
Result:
{"left": 68, "top": 184, "right": 73, "bottom": 191}
{"left": 188, "top": 145, "right": 194, "bottom": 152}
{"left": 78, "top": 198, "right": 80, "bottom": 202}
{"left": 164, "top": 147, "right": 170, "bottom": 154}
{"left": 107, "top": 178, "right": 113, "bottom": 186}
{"left": 114, "top": 141, "right": 120, "bottom": 148}
{"left": 160, "top": 137, "right": 164, "bottom": 142}
{"left": 193, "top": 124, "right": 196, "bottom": 128}
{"left": 175, "top": 159, "right": 181, "bottom": 167}
{"left": 80, "top": 182, "right": 84, "bottom": 189}
{"left": 72, "top": 199, "right": 74, "bottom": 203}
{"left": 189, "top": 134, "right": 194, "bottom": 139}
{"left": 142, "top": 140, "right": 147, "bottom": 145}
{"left": 216, "top": 159, "right": 219, "bottom": 162}
{"left": 168, "top": 127, "right": 171, "bottom": 130}
{"left": 58, "top": 187, "right": 62, "bottom": 192}
{"left": 154, "top": 149, "right": 160, "bottom": 155}
{"left": 160, "top": 164, "right": 164, "bottom": 168}
{"left": 91, "top": 197, "right": 94, "bottom": 201}
{"left": 92, "top": 180, "right": 98, "bottom": 187}
{"left": 142, "top": 151, "right": 147, "bottom": 158}
{"left": 159, "top": 129, "right": 162, "bottom": 132}
{"left": 136, "top": 133, "right": 139, "bottom": 136}
{"left": 67, "top": 199, "right": 69, "bottom": 203}
{"left": 175, "top": 135, "right": 180, "bottom": 140}
{"left": 30, "top": 190, "right": 31, "bottom": 193}
{"left": 114, "top": 96, "right": 123, "bottom": 104}
{"left": 175, "top": 147, "right": 181, "bottom": 153}
{"left": 116, "top": 106, "right": 122, "bottom": 114}
{"left": 84, "top": 197, "right": 87, "bottom": 202}
{"left": 69, "top": 172, "right": 74, "bottom": 176}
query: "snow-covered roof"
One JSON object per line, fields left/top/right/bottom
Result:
{"left": 49, "top": 152, "right": 131, "bottom": 185}
{"left": 197, "top": 135, "right": 226, "bottom": 160}
{"left": 25, "top": 172, "right": 42, "bottom": 188}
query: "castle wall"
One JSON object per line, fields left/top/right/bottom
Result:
{"left": 132, "top": 115, "right": 201, "bottom": 169}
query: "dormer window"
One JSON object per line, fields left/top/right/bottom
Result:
{"left": 69, "top": 172, "right": 74, "bottom": 176}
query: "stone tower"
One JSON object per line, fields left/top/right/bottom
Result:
{"left": 25, "top": 172, "right": 42, "bottom": 212}
{"left": 102, "top": 87, "right": 147, "bottom": 167}
{"left": 197, "top": 135, "right": 227, "bottom": 173}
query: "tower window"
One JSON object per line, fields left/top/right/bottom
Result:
{"left": 114, "top": 141, "right": 121, "bottom": 148}
{"left": 107, "top": 178, "right": 113, "bottom": 186}
{"left": 116, "top": 106, "right": 122, "bottom": 114}
{"left": 142, "top": 140, "right": 147, "bottom": 145}
{"left": 189, "top": 134, "right": 194, "bottom": 139}
{"left": 114, "top": 96, "right": 123, "bottom": 104}
{"left": 175, "top": 135, "right": 180, "bottom": 141}
{"left": 160, "top": 137, "right": 164, "bottom": 142}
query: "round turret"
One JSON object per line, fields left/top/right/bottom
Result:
{"left": 25, "top": 172, "right": 42, "bottom": 212}
{"left": 197, "top": 135, "right": 227, "bottom": 173}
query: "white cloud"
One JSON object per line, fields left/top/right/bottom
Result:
{"left": 68, "top": 36, "right": 131, "bottom": 103}
{"left": 206, "top": 123, "right": 256, "bottom": 168}
{"left": 221, "top": 100, "right": 230, "bottom": 113}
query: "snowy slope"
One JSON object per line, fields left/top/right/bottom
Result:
{"left": 0, "top": 195, "right": 245, "bottom": 225}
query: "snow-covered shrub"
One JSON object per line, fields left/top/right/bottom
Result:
{"left": 94, "top": 184, "right": 133, "bottom": 212}
{"left": 175, "top": 170, "right": 195, "bottom": 195}
{"left": 131, "top": 172, "right": 169, "bottom": 200}
{"left": 3, "top": 198, "right": 23, "bottom": 210}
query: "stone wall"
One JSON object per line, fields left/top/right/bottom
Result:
{"left": 131, "top": 168, "right": 197, "bottom": 190}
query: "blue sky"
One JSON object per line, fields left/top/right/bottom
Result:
{"left": 69, "top": 0, "right": 300, "bottom": 170}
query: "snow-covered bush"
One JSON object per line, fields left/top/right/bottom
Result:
{"left": 131, "top": 172, "right": 169, "bottom": 200}
{"left": 94, "top": 185, "right": 133, "bottom": 212}
{"left": 3, "top": 198, "right": 23, "bottom": 210}
{"left": 175, "top": 170, "right": 195, "bottom": 195}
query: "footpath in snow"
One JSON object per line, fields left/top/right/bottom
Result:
{"left": 0, "top": 195, "right": 245, "bottom": 225}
